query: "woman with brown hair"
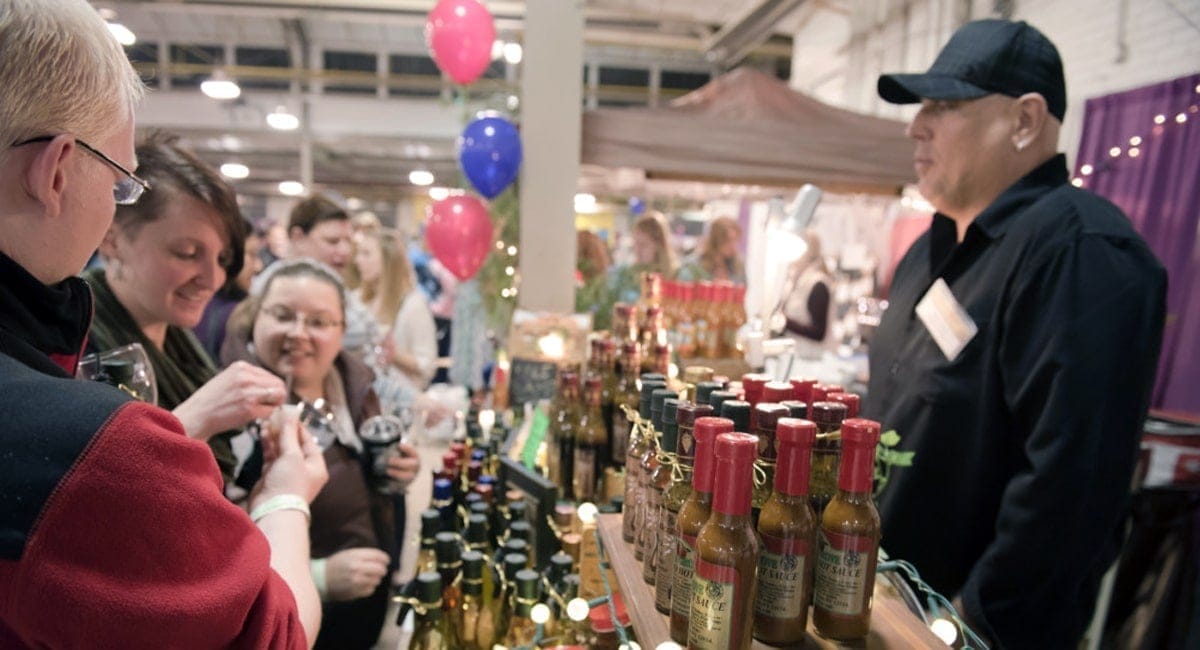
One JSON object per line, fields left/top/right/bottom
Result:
{"left": 608, "top": 211, "right": 677, "bottom": 305}
{"left": 85, "top": 133, "right": 287, "bottom": 484}
{"left": 677, "top": 215, "right": 745, "bottom": 284}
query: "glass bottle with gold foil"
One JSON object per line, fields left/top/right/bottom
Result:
{"left": 813, "top": 418, "right": 881, "bottom": 640}
{"left": 809, "top": 401, "right": 848, "bottom": 518}
{"left": 636, "top": 388, "right": 676, "bottom": 563}
{"left": 408, "top": 572, "right": 457, "bottom": 650}
{"left": 689, "top": 432, "right": 760, "bottom": 650}
{"left": 459, "top": 551, "right": 498, "bottom": 650}
{"left": 752, "top": 403, "right": 789, "bottom": 513}
{"left": 621, "top": 377, "right": 663, "bottom": 544}
{"left": 612, "top": 340, "right": 641, "bottom": 472}
{"left": 754, "top": 418, "right": 819, "bottom": 646}
{"left": 574, "top": 374, "right": 607, "bottom": 502}
{"left": 503, "top": 569, "right": 541, "bottom": 648}
{"left": 435, "top": 532, "right": 465, "bottom": 634}
{"left": 643, "top": 397, "right": 680, "bottom": 585}
{"left": 417, "top": 509, "right": 441, "bottom": 574}
{"left": 670, "top": 416, "right": 731, "bottom": 645}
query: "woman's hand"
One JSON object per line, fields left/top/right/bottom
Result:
{"left": 384, "top": 441, "right": 420, "bottom": 490}
{"left": 173, "top": 361, "right": 288, "bottom": 441}
{"left": 323, "top": 547, "right": 390, "bottom": 601}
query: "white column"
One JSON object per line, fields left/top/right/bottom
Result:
{"left": 518, "top": 0, "right": 583, "bottom": 314}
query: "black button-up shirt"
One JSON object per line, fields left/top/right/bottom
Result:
{"left": 864, "top": 154, "right": 1167, "bottom": 649}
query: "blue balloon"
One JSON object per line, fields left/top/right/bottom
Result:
{"left": 628, "top": 196, "right": 646, "bottom": 216}
{"left": 458, "top": 114, "right": 522, "bottom": 199}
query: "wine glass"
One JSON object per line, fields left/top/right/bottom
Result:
{"left": 76, "top": 342, "right": 157, "bottom": 404}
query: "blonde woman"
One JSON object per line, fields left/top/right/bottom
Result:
{"left": 608, "top": 212, "right": 677, "bottom": 305}
{"left": 677, "top": 216, "right": 745, "bottom": 284}
{"left": 351, "top": 229, "right": 438, "bottom": 411}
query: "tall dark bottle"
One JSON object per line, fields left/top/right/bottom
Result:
{"left": 754, "top": 418, "right": 819, "bottom": 645}
{"left": 813, "top": 418, "right": 882, "bottom": 640}
{"left": 689, "top": 432, "right": 760, "bottom": 650}
{"left": 574, "top": 374, "right": 607, "bottom": 502}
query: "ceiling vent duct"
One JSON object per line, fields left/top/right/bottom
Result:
{"left": 703, "top": 0, "right": 807, "bottom": 68}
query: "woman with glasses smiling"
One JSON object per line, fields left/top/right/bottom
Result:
{"left": 223, "top": 258, "right": 418, "bottom": 650}
{"left": 84, "top": 133, "right": 290, "bottom": 486}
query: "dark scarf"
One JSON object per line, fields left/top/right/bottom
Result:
{"left": 0, "top": 252, "right": 92, "bottom": 377}
{"left": 82, "top": 268, "right": 236, "bottom": 482}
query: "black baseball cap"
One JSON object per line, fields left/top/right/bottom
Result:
{"left": 878, "top": 19, "right": 1066, "bottom": 121}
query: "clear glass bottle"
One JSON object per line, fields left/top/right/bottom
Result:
{"left": 689, "top": 432, "right": 760, "bottom": 650}
{"left": 502, "top": 569, "right": 541, "bottom": 648}
{"left": 621, "top": 377, "right": 663, "bottom": 544}
{"left": 408, "top": 572, "right": 457, "bottom": 650}
{"left": 813, "top": 418, "right": 881, "bottom": 640}
{"left": 612, "top": 340, "right": 641, "bottom": 472}
{"left": 417, "top": 509, "right": 441, "bottom": 574}
{"left": 459, "top": 551, "right": 498, "bottom": 650}
{"left": 636, "top": 388, "right": 676, "bottom": 562}
{"left": 643, "top": 398, "right": 680, "bottom": 585}
{"left": 754, "top": 418, "right": 818, "bottom": 646}
{"left": 655, "top": 401, "right": 712, "bottom": 615}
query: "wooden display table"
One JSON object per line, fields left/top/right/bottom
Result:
{"left": 596, "top": 514, "right": 944, "bottom": 649}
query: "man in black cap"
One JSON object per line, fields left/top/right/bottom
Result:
{"left": 863, "top": 19, "right": 1166, "bottom": 649}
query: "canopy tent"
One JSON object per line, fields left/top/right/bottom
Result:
{"left": 581, "top": 67, "right": 916, "bottom": 194}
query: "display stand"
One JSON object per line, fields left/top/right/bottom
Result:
{"left": 596, "top": 514, "right": 944, "bottom": 649}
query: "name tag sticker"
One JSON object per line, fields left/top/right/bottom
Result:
{"left": 915, "top": 278, "right": 978, "bottom": 361}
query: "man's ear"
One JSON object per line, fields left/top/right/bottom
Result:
{"left": 1012, "top": 93, "right": 1050, "bottom": 151}
{"left": 23, "top": 135, "right": 75, "bottom": 219}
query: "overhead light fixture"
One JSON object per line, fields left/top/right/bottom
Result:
{"left": 266, "top": 105, "right": 299, "bottom": 131}
{"left": 201, "top": 70, "right": 241, "bottom": 100}
{"left": 278, "top": 181, "right": 305, "bottom": 196}
{"left": 503, "top": 42, "right": 523, "bottom": 65}
{"left": 428, "top": 187, "right": 450, "bottom": 201}
{"left": 107, "top": 22, "right": 136, "bottom": 46}
{"left": 219, "top": 162, "right": 249, "bottom": 179}
{"left": 703, "top": 0, "right": 805, "bottom": 67}
{"left": 409, "top": 169, "right": 435, "bottom": 186}
{"left": 574, "top": 193, "right": 597, "bottom": 212}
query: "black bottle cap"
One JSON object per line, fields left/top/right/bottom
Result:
{"left": 695, "top": 381, "right": 724, "bottom": 406}
{"left": 639, "top": 380, "right": 667, "bottom": 418}
{"left": 509, "top": 520, "right": 532, "bottom": 542}
{"left": 503, "top": 553, "right": 527, "bottom": 580}
{"left": 420, "top": 509, "right": 441, "bottom": 537}
{"left": 780, "top": 400, "right": 809, "bottom": 419}
{"left": 416, "top": 571, "right": 442, "bottom": 603}
{"left": 719, "top": 399, "right": 752, "bottom": 432}
{"left": 708, "top": 390, "right": 739, "bottom": 414}
{"left": 515, "top": 569, "right": 541, "bottom": 599}
{"left": 435, "top": 531, "right": 461, "bottom": 563}
{"left": 548, "top": 552, "right": 574, "bottom": 583}
{"left": 462, "top": 551, "right": 484, "bottom": 579}
{"left": 650, "top": 388, "right": 677, "bottom": 432}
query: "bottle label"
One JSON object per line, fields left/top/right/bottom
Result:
{"left": 622, "top": 461, "right": 643, "bottom": 540}
{"left": 654, "top": 509, "right": 678, "bottom": 611}
{"left": 754, "top": 532, "right": 808, "bottom": 620}
{"left": 814, "top": 529, "right": 873, "bottom": 616}
{"left": 573, "top": 447, "right": 596, "bottom": 501}
{"left": 689, "top": 558, "right": 741, "bottom": 650}
{"left": 638, "top": 486, "right": 662, "bottom": 559}
{"left": 672, "top": 534, "right": 696, "bottom": 620}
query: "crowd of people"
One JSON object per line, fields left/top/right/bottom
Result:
{"left": 0, "top": 2, "right": 1168, "bottom": 649}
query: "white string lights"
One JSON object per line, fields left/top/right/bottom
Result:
{"left": 1072, "top": 86, "right": 1199, "bottom": 188}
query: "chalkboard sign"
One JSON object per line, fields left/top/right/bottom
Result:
{"left": 508, "top": 357, "right": 559, "bottom": 407}
{"left": 498, "top": 455, "right": 560, "bottom": 569}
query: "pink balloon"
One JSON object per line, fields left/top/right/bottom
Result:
{"left": 425, "top": 0, "right": 496, "bottom": 85}
{"left": 425, "top": 195, "right": 494, "bottom": 281}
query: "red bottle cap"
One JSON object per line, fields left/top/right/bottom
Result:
{"left": 790, "top": 378, "right": 816, "bottom": 404}
{"left": 761, "top": 381, "right": 795, "bottom": 403}
{"left": 712, "top": 432, "right": 758, "bottom": 516}
{"left": 692, "top": 417, "right": 733, "bottom": 494}
{"left": 741, "top": 373, "right": 770, "bottom": 405}
{"left": 776, "top": 418, "right": 818, "bottom": 496}
{"left": 442, "top": 451, "right": 459, "bottom": 472}
{"left": 839, "top": 418, "right": 882, "bottom": 493}
{"left": 827, "top": 392, "right": 861, "bottom": 418}
{"left": 450, "top": 441, "right": 467, "bottom": 462}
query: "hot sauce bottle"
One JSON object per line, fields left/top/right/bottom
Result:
{"left": 643, "top": 398, "right": 680, "bottom": 584}
{"left": 622, "top": 378, "right": 664, "bottom": 544}
{"left": 754, "top": 418, "right": 819, "bottom": 646}
{"left": 656, "top": 401, "right": 713, "bottom": 614}
{"left": 809, "top": 401, "right": 848, "bottom": 518}
{"left": 636, "top": 388, "right": 676, "bottom": 563}
{"left": 813, "top": 418, "right": 882, "bottom": 640}
{"left": 827, "top": 391, "right": 861, "bottom": 418}
{"left": 669, "top": 415, "right": 729, "bottom": 644}
{"left": 752, "top": 403, "right": 789, "bottom": 513}
{"left": 689, "top": 432, "right": 760, "bottom": 650}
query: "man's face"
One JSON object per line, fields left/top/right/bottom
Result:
{"left": 905, "top": 95, "right": 1016, "bottom": 216}
{"left": 62, "top": 115, "right": 137, "bottom": 276}
{"left": 289, "top": 219, "right": 353, "bottom": 273}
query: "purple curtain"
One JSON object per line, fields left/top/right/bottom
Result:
{"left": 1075, "top": 74, "right": 1200, "bottom": 415}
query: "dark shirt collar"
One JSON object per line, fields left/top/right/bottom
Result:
{"left": 0, "top": 252, "right": 93, "bottom": 375}
{"left": 930, "top": 153, "right": 1069, "bottom": 268}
